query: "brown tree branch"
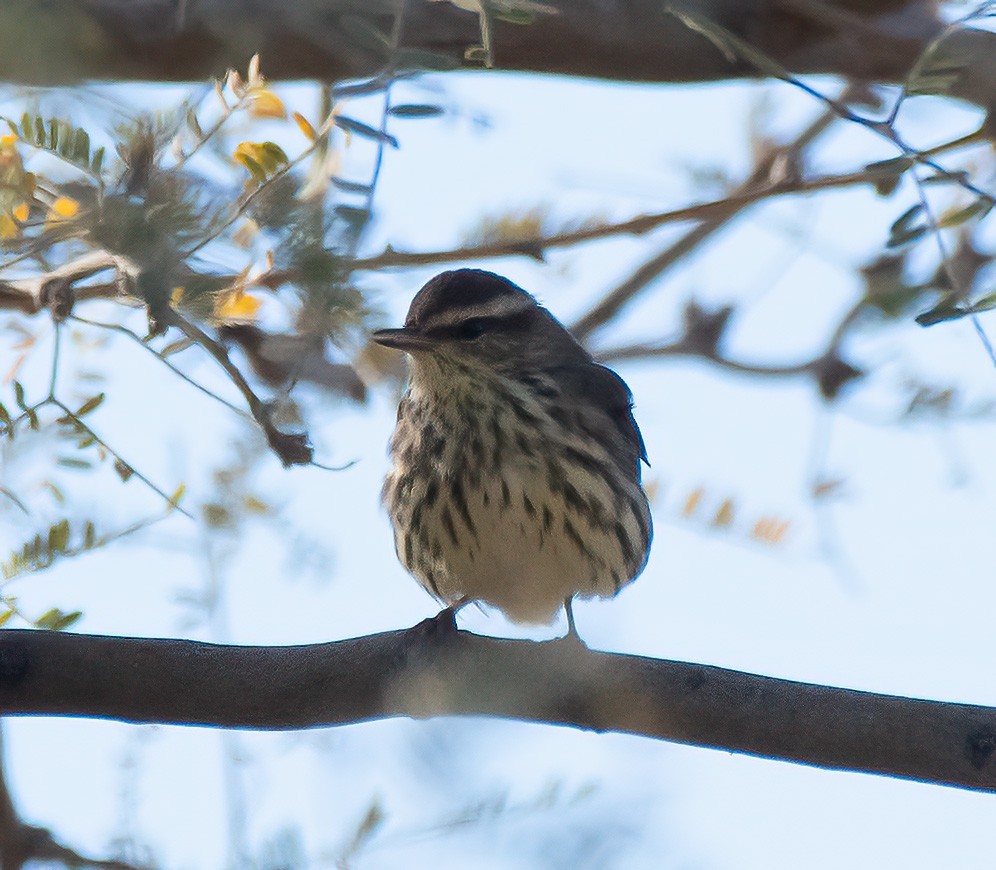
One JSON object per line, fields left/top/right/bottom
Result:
{"left": 570, "top": 105, "right": 841, "bottom": 340}
{"left": 1, "top": 623, "right": 994, "bottom": 793}
{"left": 351, "top": 165, "right": 876, "bottom": 272}
{"left": 2, "top": 0, "right": 981, "bottom": 111}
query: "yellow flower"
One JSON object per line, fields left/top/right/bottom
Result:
{"left": 215, "top": 291, "right": 262, "bottom": 322}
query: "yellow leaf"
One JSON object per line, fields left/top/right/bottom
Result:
{"left": 0, "top": 134, "right": 17, "bottom": 146}
{"left": 249, "top": 90, "right": 287, "bottom": 120}
{"left": 48, "top": 196, "right": 79, "bottom": 221}
{"left": 215, "top": 291, "right": 262, "bottom": 322}
{"left": 242, "top": 495, "right": 269, "bottom": 514}
{"left": 167, "top": 482, "right": 186, "bottom": 512}
{"left": 681, "top": 487, "right": 703, "bottom": 517}
{"left": 12, "top": 202, "right": 28, "bottom": 222}
{"left": 234, "top": 141, "right": 288, "bottom": 180}
{"left": 0, "top": 214, "right": 17, "bottom": 239}
{"left": 293, "top": 112, "right": 318, "bottom": 141}
{"left": 170, "top": 286, "right": 186, "bottom": 307}
{"left": 711, "top": 498, "right": 735, "bottom": 529}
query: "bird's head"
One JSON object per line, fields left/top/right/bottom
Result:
{"left": 372, "top": 270, "right": 587, "bottom": 389}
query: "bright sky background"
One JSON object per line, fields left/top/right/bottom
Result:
{"left": 2, "top": 65, "right": 996, "bottom": 869}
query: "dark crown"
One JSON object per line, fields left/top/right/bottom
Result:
{"left": 404, "top": 270, "right": 535, "bottom": 330}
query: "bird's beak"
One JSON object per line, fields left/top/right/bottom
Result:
{"left": 371, "top": 327, "right": 436, "bottom": 353}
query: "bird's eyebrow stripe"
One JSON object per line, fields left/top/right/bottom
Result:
{"left": 418, "top": 294, "right": 533, "bottom": 330}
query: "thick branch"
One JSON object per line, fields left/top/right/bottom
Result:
{"left": 1, "top": 624, "right": 994, "bottom": 792}
{"left": 0, "top": 0, "right": 974, "bottom": 104}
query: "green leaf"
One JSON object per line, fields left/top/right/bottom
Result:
{"left": 969, "top": 289, "right": 996, "bottom": 314}
{"left": 905, "top": 27, "right": 982, "bottom": 98}
{"left": 334, "top": 116, "right": 399, "bottom": 148}
{"left": 0, "top": 609, "right": 14, "bottom": 628}
{"left": 388, "top": 104, "right": 445, "bottom": 119}
{"left": 48, "top": 118, "right": 59, "bottom": 151}
{"left": 75, "top": 392, "right": 105, "bottom": 417}
{"left": 57, "top": 457, "right": 93, "bottom": 469}
{"left": 0, "top": 402, "right": 11, "bottom": 427}
{"left": 236, "top": 152, "right": 267, "bottom": 183}
{"left": 887, "top": 204, "right": 927, "bottom": 248}
{"left": 916, "top": 301, "right": 967, "bottom": 326}
{"left": 114, "top": 459, "right": 133, "bottom": 482}
{"left": 864, "top": 156, "right": 913, "bottom": 197}
{"left": 34, "top": 115, "right": 45, "bottom": 147}
{"left": 91, "top": 145, "right": 105, "bottom": 175}
{"left": 20, "top": 112, "right": 31, "bottom": 140}
{"left": 72, "top": 127, "right": 90, "bottom": 163}
{"left": 257, "top": 141, "right": 289, "bottom": 173}
{"left": 47, "top": 519, "right": 70, "bottom": 553}
{"left": 36, "top": 607, "right": 82, "bottom": 631}
{"left": 83, "top": 521, "right": 96, "bottom": 548}
{"left": 12, "top": 380, "right": 26, "bottom": 410}
{"left": 937, "top": 198, "right": 994, "bottom": 229}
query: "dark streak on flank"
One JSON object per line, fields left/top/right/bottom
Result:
{"left": 561, "top": 445, "right": 609, "bottom": 477}
{"left": 561, "top": 482, "right": 587, "bottom": 515}
{"left": 501, "top": 479, "right": 511, "bottom": 508}
{"left": 563, "top": 516, "right": 589, "bottom": 559}
{"left": 511, "top": 401, "right": 539, "bottom": 426}
{"left": 489, "top": 415, "right": 504, "bottom": 466}
{"left": 630, "top": 494, "right": 651, "bottom": 544}
{"left": 469, "top": 434, "right": 484, "bottom": 462}
{"left": 614, "top": 522, "right": 634, "bottom": 567}
{"left": 450, "top": 476, "right": 479, "bottom": 542}
{"left": 522, "top": 493, "right": 536, "bottom": 518}
{"left": 515, "top": 431, "right": 532, "bottom": 457}
{"left": 542, "top": 505, "right": 553, "bottom": 533}
{"left": 424, "top": 478, "right": 439, "bottom": 508}
{"left": 441, "top": 505, "right": 459, "bottom": 546}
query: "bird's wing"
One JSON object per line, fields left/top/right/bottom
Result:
{"left": 547, "top": 363, "right": 649, "bottom": 468}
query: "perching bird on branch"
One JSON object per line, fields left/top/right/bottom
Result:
{"left": 374, "top": 269, "right": 651, "bottom": 632}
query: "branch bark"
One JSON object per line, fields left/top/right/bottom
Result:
{"left": 2, "top": 0, "right": 992, "bottom": 115}
{"left": 1, "top": 623, "right": 994, "bottom": 793}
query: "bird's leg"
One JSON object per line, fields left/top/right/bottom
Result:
{"left": 418, "top": 596, "right": 469, "bottom": 639}
{"left": 562, "top": 596, "right": 585, "bottom": 645}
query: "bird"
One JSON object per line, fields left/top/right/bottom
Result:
{"left": 373, "top": 269, "right": 652, "bottom": 632}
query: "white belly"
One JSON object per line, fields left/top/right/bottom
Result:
{"left": 400, "top": 463, "right": 643, "bottom": 625}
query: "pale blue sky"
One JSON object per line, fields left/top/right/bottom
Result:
{"left": 3, "top": 69, "right": 996, "bottom": 868}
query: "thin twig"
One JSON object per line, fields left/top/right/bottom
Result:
{"left": 571, "top": 105, "right": 839, "bottom": 339}
{"left": 70, "top": 315, "right": 252, "bottom": 419}
{"left": 52, "top": 398, "right": 193, "bottom": 519}
{"left": 352, "top": 166, "right": 878, "bottom": 272}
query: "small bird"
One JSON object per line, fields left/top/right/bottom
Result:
{"left": 374, "top": 269, "right": 652, "bottom": 630}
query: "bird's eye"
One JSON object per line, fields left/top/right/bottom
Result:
{"left": 457, "top": 318, "right": 489, "bottom": 340}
